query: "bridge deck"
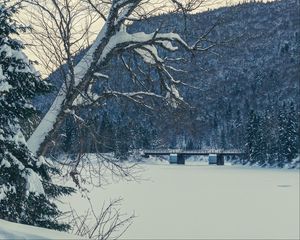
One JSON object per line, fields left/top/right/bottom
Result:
{"left": 142, "top": 149, "right": 244, "bottom": 156}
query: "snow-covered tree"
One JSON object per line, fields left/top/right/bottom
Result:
{"left": 278, "top": 102, "right": 299, "bottom": 163}
{"left": 98, "top": 112, "right": 116, "bottom": 153}
{"left": 284, "top": 102, "right": 298, "bottom": 162}
{"left": 245, "top": 110, "right": 266, "bottom": 164}
{"left": 261, "top": 111, "right": 279, "bottom": 165}
{"left": 114, "top": 119, "right": 131, "bottom": 160}
{"left": 0, "top": 2, "right": 74, "bottom": 230}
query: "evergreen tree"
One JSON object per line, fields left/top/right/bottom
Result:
{"left": 277, "top": 103, "right": 286, "bottom": 165}
{"left": 220, "top": 129, "right": 226, "bottom": 149}
{"left": 234, "top": 108, "right": 245, "bottom": 149}
{"left": 62, "top": 116, "right": 77, "bottom": 153}
{"left": 98, "top": 112, "right": 115, "bottom": 153}
{"left": 278, "top": 102, "right": 299, "bottom": 163}
{"left": 285, "top": 102, "right": 298, "bottom": 162}
{"left": 262, "top": 111, "right": 278, "bottom": 165}
{"left": 114, "top": 118, "right": 130, "bottom": 160}
{"left": 134, "top": 124, "right": 151, "bottom": 149}
{"left": 255, "top": 116, "right": 267, "bottom": 165}
{"left": 245, "top": 110, "right": 266, "bottom": 164}
{"left": 245, "top": 110, "right": 256, "bottom": 164}
{"left": 186, "top": 139, "right": 194, "bottom": 150}
{"left": 0, "top": 3, "right": 74, "bottom": 230}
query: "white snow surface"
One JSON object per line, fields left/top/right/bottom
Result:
{"left": 0, "top": 81, "right": 12, "bottom": 93}
{"left": 0, "top": 219, "right": 79, "bottom": 240}
{"left": 23, "top": 168, "right": 45, "bottom": 196}
{"left": 59, "top": 160, "right": 299, "bottom": 239}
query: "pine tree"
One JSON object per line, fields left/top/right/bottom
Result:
{"left": 114, "top": 119, "right": 130, "bottom": 160}
{"left": 220, "top": 129, "right": 226, "bottom": 149}
{"left": 186, "top": 139, "right": 194, "bottom": 150}
{"left": 133, "top": 124, "right": 151, "bottom": 149}
{"left": 245, "top": 110, "right": 257, "bottom": 164}
{"left": 278, "top": 103, "right": 287, "bottom": 165}
{"left": 262, "top": 111, "right": 278, "bottom": 165}
{"left": 286, "top": 102, "right": 298, "bottom": 162}
{"left": 245, "top": 110, "right": 266, "bottom": 165}
{"left": 278, "top": 102, "right": 299, "bottom": 164}
{"left": 0, "top": 3, "right": 74, "bottom": 230}
{"left": 62, "top": 116, "right": 77, "bottom": 153}
{"left": 98, "top": 112, "right": 115, "bottom": 153}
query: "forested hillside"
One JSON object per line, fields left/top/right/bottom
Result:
{"left": 34, "top": 0, "right": 300, "bottom": 159}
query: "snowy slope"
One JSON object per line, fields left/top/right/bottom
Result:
{"left": 0, "top": 220, "right": 79, "bottom": 240}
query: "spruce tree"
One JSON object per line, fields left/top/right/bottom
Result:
{"left": 245, "top": 110, "right": 257, "bottom": 164}
{"left": 286, "top": 102, "right": 298, "bottom": 162}
{"left": 278, "top": 103, "right": 287, "bottom": 165}
{"left": 245, "top": 110, "right": 266, "bottom": 165}
{"left": 220, "top": 129, "right": 226, "bottom": 149}
{"left": 138, "top": 126, "right": 151, "bottom": 149}
{"left": 186, "top": 139, "right": 194, "bottom": 150}
{"left": 278, "top": 102, "right": 299, "bottom": 164}
{"left": 262, "top": 111, "right": 278, "bottom": 165}
{"left": 98, "top": 112, "right": 115, "bottom": 153}
{"left": 278, "top": 102, "right": 299, "bottom": 165}
{"left": 0, "top": 3, "right": 74, "bottom": 230}
{"left": 62, "top": 116, "right": 76, "bottom": 153}
{"left": 114, "top": 119, "right": 130, "bottom": 160}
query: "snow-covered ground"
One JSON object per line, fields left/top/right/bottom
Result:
{"left": 0, "top": 219, "right": 79, "bottom": 239}
{"left": 60, "top": 160, "right": 299, "bottom": 239}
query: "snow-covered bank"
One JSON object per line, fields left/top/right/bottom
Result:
{"left": 0, "top": 220, "right": 79, "bottom": 240}
{"left": 59, "top": 161, "right": 299, "bottom": 239}
{"left": 228, "top": 155, "right": 300, "bottom": 169}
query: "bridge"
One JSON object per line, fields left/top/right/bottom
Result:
{"left": 141, "top": 149, "right": 245, "bottom": 165}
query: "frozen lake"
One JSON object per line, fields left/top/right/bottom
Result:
{"left": 64, "top": 162, "right": 300, "bottom": 239}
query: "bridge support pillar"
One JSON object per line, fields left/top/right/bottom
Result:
{"left": 177, "top": 154, "right": 185, "bottom": 165}
{"left": 217, "top": 154, "right": 224, "bottom": 165}
{"left": 169, "top": 154, "right": 185, "bottom": 165}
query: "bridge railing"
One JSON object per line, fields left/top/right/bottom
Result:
{"left": 141, "top": 149, "right": 244, "bottom": 155}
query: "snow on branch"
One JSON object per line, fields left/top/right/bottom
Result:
{"left": 23, "top": 168, "right": 45, "bottom": 196}
{"left": 98, "top": 27, "right": 190, "bottom": 63}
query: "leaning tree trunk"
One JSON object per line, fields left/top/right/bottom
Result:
{"left": 28, "top": 24, "right": 111, "bottom": 156}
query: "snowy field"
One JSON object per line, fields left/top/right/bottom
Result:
{"left": 60, "top": 160, "right": 299, "bottom": 240}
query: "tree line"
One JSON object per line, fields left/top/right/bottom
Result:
{"left": 245, "top": 102, "right": 299, "bottom": 166}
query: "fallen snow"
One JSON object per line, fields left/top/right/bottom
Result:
{"left": 0, "top": 81, "right": 12, "bottom": 93}
{"left": 0, "top": 185, "right": 16, "bottom": 201}
{"left": 94, "top": 72, "right": 109, "bottom": 79}
{"left": 60, "top": 160, "right": 299, "bottom": 239}
{"left": 0, "top": 220, "right": 79, "bottom": 240}
{"left": 23, "top": 168, "right": 45, "bottom": 196}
